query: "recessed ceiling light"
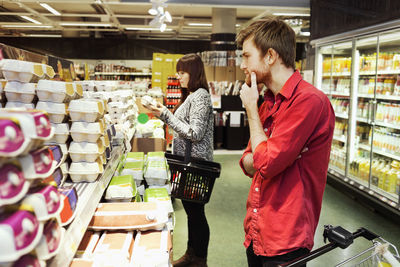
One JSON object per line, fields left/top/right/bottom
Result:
{"left": 60, "top": 22, "right": 112, "bottom": 27}
{"left": 40, "top": 3, "right": 61, "bottom": 16}
{"left": 188, "top": 23, "right": 212, "bottom": 26}
{"left": 273, "top": 13, "right": 310, "bottom": 17}
{"left": 2, "top": 24, "right": 53, "bottom": 28}
{"left": 125, "top": 27, "right": 172, "bottom": 31}
{"left": 26, "top": 34, "right": 62, "bottom": 38}
{"left": 20, "top": 16, "right": 42, "bottom": 24}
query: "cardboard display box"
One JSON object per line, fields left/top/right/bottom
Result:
{"left": 131, "top": 138, "right": 166, "bottom": 153}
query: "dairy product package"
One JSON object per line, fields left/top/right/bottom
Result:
{"left": 92, "top": 231, "right": 133, "bottom": 267}
{"left": 69, "top": 160, "right": 103, "bottom": 182}
{"left": 47, "top": 123, "right": 70, "bottom": 144}
{"left": 144, "top": 187, "right": 173, "bottom": 215}
{"left": 57, "top": 185, "right": 78, "bottom": 226}
{"left": 144, "top": 160, "right": 169, "bottom": 186}
{"left": 5, "top": 101, "right": 35, "bottom": 109}
{"left": 0, "top": 118, "right": 32, "bottom": 158}
{"left": 35, "top": 101, "right": 68, "bottom": 123}
{"left": 120, "top": 161, "right": 144, "bottom": 185}
{"left": 69, "top": 99, "right": 104, "bottom": 122}
{"left": 17, "top": 146, "right": 56, "bottom": 179}
{"left": 141, "top": 95, "right": 158, "bottom": 109}
{"left": 34, "top": 219, "right": 64, "bottom": 260}
{"left": 22, "top": 184, "right": 62, "bottom": 221}
{"left": 36, "top": 80, "right": 75, "bottom": 103}
{"left": 4, "top": 81, "right": 36, "bottom": 103}
{"left": 105, "top": 175, "right": 137, "bottom": 202}
{"left": 70, "top": 121, "right": 104, "bottom": 143}
{"left": 146, "top": 151, "right": 165, "bottom": 162}
{"left": 76, "top": 231, "right": 100, "bottom": 258}
{"left": 0, "top": 210, "right": 43, "bottom": 262}
{"left": 88, "top": 202, "right": 168, "bottom": 231}
{"left": 130, "top": 228, "right": 172, "bottom": 267}
{"left": 69, "top": 140, "right": 105, "bottom": 163}
{"left": 0, "top": 59, "right": 44, "bottom": 83}
{"left": 0, "top": 161, "right": 29, "bottom": 207}
{"left": 77, "top": 80, "right": 95, "bottom": 92}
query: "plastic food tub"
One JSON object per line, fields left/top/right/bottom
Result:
{"left": 69, "top": 161, "right": 104, "bottom": 182}
{"left": 37, "top": 80, "right": 75, "bottom": 103}
{"left": 70, "top": 121, "right": 104, "bottom": 143}
{"left": 69, "top": 141, "right": 105, "bottom": 163}
{"left": 36, "top": 101, "right": 68, "bottom": 123}
{"left": 4, "top": 81, "right": 36, "bottom": 103}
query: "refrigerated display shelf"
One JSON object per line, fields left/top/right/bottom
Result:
{"left": 333, "top": 135, "right": 347, "bottom": 143}
{"left": 335, "top": 113, "right": 349, "bottom": 119}
{"left": 375, "top": 120, "right": 400, "bottom": 130}
{"left": 358, "top": 93, "right": 400, "bottom": 101}
{"left": 328, "top": 164, "right": 346, "bottom": 177}
{"left": 331, "top": 92, "right": 350, "bottom": 97}
{"left": 322, "top": 72, "right": 351, "bottom": 77}
{"left": 359, "top": 70, "right": 400, "bottom": 75}
{"left": 358, "top": 143, "right": 400, "bottom": 161}
{"left": 357, "top": 117, "right": 370, "bottom": 123}
{"left": 94, "top": 72, "right": 152, "bottom": 76}
{"left": 371, "top": 185, "right": 399, "bottom": 204}
{"left": 49, "top": 145, "right": 124, "bottom": 267}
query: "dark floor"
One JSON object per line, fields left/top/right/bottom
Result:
{"left": 172, "top": 154, "right": 400, "bottom": 267}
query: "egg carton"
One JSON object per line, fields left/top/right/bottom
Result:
{"left": 73, "top": 82, "right": 83, "bottom": 99}
{"left": 69, "top": 140, "right": 105, "bottom": 163}
{"left": 0, "top": 161, "right": 30, "bottom": 207}
{"left": 47, "top": 123, "right": 70, "bottom": 144}
{"left": 77, "top": 80, "right": 95, "bottom": 92}
{"left": 4, "top": 81, "right": 36, "bottom": 103}
{"left": 70, "top": 121, "right": 104, "bottom": 143}
{"left": 35, "top": 219, "right": 65, "bottom": 260}
{"left": 36, "top": 101, "right": 68, "bottom": 123}
{"left": 0, "top": 59, "right": 54, "bottom": 83}
{"left": 5, "top": 101, "right": 35, "bottom": 109}
{"left": 69, "top": 160, "right": 103, "bottom": 182}
{"left": 37, "top": 80, "right": 75, "bottom": 103}
{"left": 69, "top": 99, "right": 104, "bottom": 122}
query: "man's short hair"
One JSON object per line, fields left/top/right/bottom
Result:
{"left": 237, "top": 18, "right": 296, "bottom": 69}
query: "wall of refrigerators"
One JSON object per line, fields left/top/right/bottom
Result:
{"left": 313, "top": 22, "right": 400, "bottom": 215}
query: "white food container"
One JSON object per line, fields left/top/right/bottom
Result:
{"left": 69, "top": 140, "right": 105, "bottom": 162}
{"left": 70, "top": 121, "right": 104, "bottom": 143}
{"left": 0, "top": 59, "right": 44, "bottom": 82}
{"left": 4, "top": 81, "right": 36, "bottom": 103}
{"left": 36, "top": 101, "right": 68, "bottom": 123}
{"left": 5, "top": 101, "right": 35, "bottom": 109}
{"left": 37, "top": 80, "right": 75, "bottom": 103}
{"left": 68, "top": 99, "right": 104, "bottom": 122}
{"left": 49, "top": 123, "right": 69, "bottom": 144}
{"left": 73, "top": 82, "right": 83, "bottom": 99}
{"left": 77, "top": 80, "right": 95, "bottom": 92}
{"left": 69, "top": 161, "right": 103, "bottom": 182}
{"left": 108, "top": 102, "right": 128, "bottom": 114}
{"left": 42, "top": 64, "right": 55, "bottom": 79}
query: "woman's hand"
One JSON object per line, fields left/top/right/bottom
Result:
{"left": 148, "top": 101, "right": 165, "bottom": 117}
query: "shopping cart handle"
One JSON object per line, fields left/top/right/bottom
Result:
{"left": 323, "top": 225, "right": 354, "bottom": 249}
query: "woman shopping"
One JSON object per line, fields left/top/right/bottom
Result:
{"left": 148, "top": 53, "right": 214, "bottom": 267}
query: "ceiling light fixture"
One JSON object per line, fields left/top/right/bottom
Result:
{"left": 273, "top": 12, "right": 310, "bottom": 17}
{"left": 160, "top": 23, "right": 166, "bottom": 32}
{"left": 147, "top": 0, "right": 171, "bottom": 32}
{"left": 40, "top": 3, "right": 61, "bottom": 16}
{"left": 20, "top": 15, "right": 42, "bottom": 24}
{"left": 60, "top": 22, "right": 112, "bottom": 27}
{"left": 188, "top": 23, "right": 212, "bottom": 27}
{"left": 126, "top": 27, "right": 172, "bottom": 31}
{"left": 2, "top": 24, "right": 53, "bottom": 28}
{"left": 26, "top": 34, "right": 62, "bottom": 38}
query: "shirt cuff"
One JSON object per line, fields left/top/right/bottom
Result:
{"left": 239, "top": 151, "right": 253, "bottom": 178}
{"left": 252, "top": 141, "right": 268, "bottom": 172}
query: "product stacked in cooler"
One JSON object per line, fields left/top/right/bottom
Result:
{"left": 166, "top": 76, "right": 181, "bottom": 111}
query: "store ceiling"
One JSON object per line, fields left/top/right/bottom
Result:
{"left": 0, "top": 0, "right": 310, "bottom": 42}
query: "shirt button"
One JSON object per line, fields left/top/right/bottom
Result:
{"left": 253, "top": 209, "right": 257, "bottom": 213}
{"left": 255, "top": 188, "right": 259, "bottom": 192}
{"left": 264, "top": 128, "right": 268, "bottom": 132}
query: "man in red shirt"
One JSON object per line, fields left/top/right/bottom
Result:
{"left": 237, "top": 18, "right": 335, "bottom": 266}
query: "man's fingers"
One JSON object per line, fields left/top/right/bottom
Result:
{"left": 251, "top": 72, "right": 257, "bottom": 88}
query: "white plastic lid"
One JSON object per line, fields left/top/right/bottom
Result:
{"left": 36, "top": 101, "right": 68, "bottom": 115}
{"left": 37, "top": 80, "right": 75, "bottom": 96}
{"left": 68, "top": 99, "right": 104, "bottom": 114}
{"left": 4, "top": 81, "right": 36, "bottom": 94}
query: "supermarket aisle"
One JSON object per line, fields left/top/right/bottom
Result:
{"left": 172, "top": 154, "right": 400, "bottom": 267}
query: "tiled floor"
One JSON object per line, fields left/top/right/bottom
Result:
{"left": 172, "top": 153, "right": 400, "bottom": 267}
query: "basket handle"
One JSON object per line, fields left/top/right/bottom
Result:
{"left": 184, "top": 139, "right": 192, "bottom": 164}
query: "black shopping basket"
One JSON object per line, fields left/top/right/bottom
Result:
{"left": 165, "top": 144, "right": 221, "bottom": 204}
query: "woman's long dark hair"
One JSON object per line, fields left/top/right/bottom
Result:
{"left": 173, "top": 53, "right": 208, "bottom": 113}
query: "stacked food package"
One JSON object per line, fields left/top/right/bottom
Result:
{"left": 0, "top": 60, "right": 73, "bottom": 265}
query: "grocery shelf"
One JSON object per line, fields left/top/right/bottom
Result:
{"left": 322, "top": 72, "right": 351, "bottom": 77}
{"left": 359, "top": 70, "right": 400, "bottom": 75}
{"left": 93, "top": 72, "right": 152, "bottom": 76}
{"left": 331, "top": 92, "right": 350, "bottom": 97}
{"left": 375, "top": 120, "right": 400, "bottom": 130}
{"left": 371, "top": 185, "right": 399, "bottom": 204}
{"left": 335, "top": 113, "right": 349, "bottom": 119}
{"left": 356, "top": 117, "right": 370, "bottom": 123}
{"left": 49, "top": 145, "right": 124, "bottom": 267}
{"left": 358, "top": 143, "right": 400, "bottom": 161}
{"left": 357, "top": 93, "right": 400, "bottom": 101}
{"left": 333, "top": 135, "right": 347, "bottom": 143}
{"left": 328, "top": 164, "right": 345, "bottom": 177}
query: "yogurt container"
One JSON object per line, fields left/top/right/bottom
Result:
{"left": 36, "top": 80, "right": 75, "bottom": 103}
{"left": 4, "top": 81, "right": 36, "bottom": 103}
{"left": 22, "top": 184, "right": 63, "bottom": 221}
{"left": 0, "top": 210, "right": 43, "bottom": 262}
{"left": 36, "top": 101, "right": 68, "bottom": 123}
{"left": 0, "top": 162, "right": 29, "bottom": 206}
{"left": 69, "top": 160, "right": 103, "bottom": 182}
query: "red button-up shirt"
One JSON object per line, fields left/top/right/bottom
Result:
{"left": 239, "top": 71, "right": 335, "bottom": 256}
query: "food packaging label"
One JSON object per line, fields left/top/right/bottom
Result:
{"left": 0, "top": 162, "right": 28, "bottom": 206}
{"left": 23, "top": 184, "right": 62, "bottom": 220}
{"left": 35, "top": 219, "right": 64, "bottom": 260}
{"left": 0, "top": 118, "right": 27, "bottom": 156}
{"left": 58, "top": 186, "right": 78, "bottom": 226}
{"left": 19, "top": 146, "right": 56, "bottom": 179}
